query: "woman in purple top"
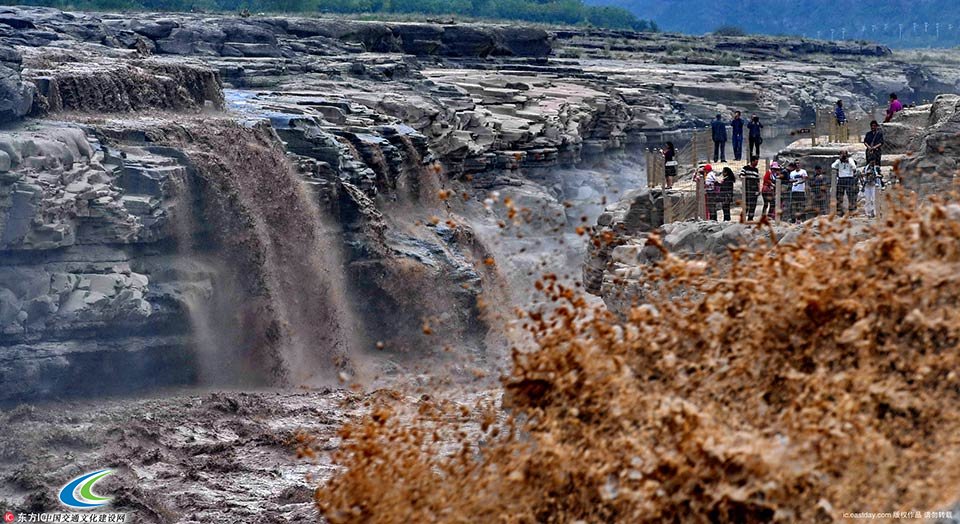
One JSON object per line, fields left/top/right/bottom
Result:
{"left": 884, "top": 93, "right": 903, "bottom": 123}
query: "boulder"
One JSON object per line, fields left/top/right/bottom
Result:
{"left": 895, "top": 94, "right": 960, "bottom": 193}
{"left": 0, "top": 44, "right": 34, "bottom": 123}
{"left": 0, "top": 287, "right": 21, "bottom": 327}
{"left": 882, "top": 122, "right": 923, "bottom": 154}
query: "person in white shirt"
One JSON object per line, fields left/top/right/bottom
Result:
{"left": 788, "top": 161, "right": 808, "bottom": 222}
{"left": 704, "top": 165, "right": 723, "bottom": 220}
{"left": 860, "top": 161, "right": 882, "bottom": 218}
{"left": 696, "top": 164, "right": 719, "bottom": 220}
{"left": 831, "top": 150, "right": 858, "bottom": 217}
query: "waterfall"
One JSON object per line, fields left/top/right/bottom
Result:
{"left": 168, "top": 120, "right": 357, "bottom": 386}
{"left": 396, "top": 134, "right": 443, "bottom": 204}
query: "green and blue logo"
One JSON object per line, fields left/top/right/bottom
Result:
{"left": 58, "top": 469, "right": 114, "bottom": 509}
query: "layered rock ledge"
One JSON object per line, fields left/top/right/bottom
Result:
{"left": 0, "top": 6, "right": 958, "bottom": 401}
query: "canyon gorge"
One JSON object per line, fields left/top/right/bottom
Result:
{"left": 2, "top": 6, "right": 960, "bottom": 521}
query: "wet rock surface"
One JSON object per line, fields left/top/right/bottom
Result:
{"left": 0, "top": 389, "right": 362, "bottom": 522}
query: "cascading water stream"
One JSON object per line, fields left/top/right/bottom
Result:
{"left": 168, "top": 120, "right": 359, "bottom": 386}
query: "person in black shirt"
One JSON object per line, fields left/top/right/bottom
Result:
{"left": 711, "top": 114, "right": 727, "bottom": 163}
{"left": 739, "top": 156, "right": 761, "bottom": 221}
{"left": 864, "top": 120, "right": 884, "bottom": 167}
{"left": 731, "top": 111, "right": 744, "bottom": 161}
{"left": 809, "top": 165, "right": 828, "bottom": 216}
{"left": 718, "top": 167, "right": 736, "bottom": 221}
{"left": 779, "top": 162, "right": 794, "bottom": 222}
{"left": 663, "top": 141, "right": 677, "bottom": 189}
{"left": 747, "top": 115, "right": 763, "bottom": 159}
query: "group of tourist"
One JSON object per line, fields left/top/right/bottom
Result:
{"left": 693, "top": 118, "right": 887, "bottom": 222}
{"left": 706, "top": 93, "right": 903, "bottom": 167}
{"left": 666, "top": 94, "right": 903, "bottom": 223}
{"left": 710, "top": 111, "right": 764, "bottom": 163}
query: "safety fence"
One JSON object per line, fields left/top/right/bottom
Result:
{"left": 689, "top": 168, "right": 927, "bottom": 224}
{"left": 798, "top": 108, "right": 876, "bottom": 146}
{"left": 645, "top": 128, "right": 715, "bottom": 188}
{"left": 643, "top": 122, "right": 925, "bottom": 226}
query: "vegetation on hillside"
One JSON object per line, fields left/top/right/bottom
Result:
{"left": 19, "top": 0, "right": 658, "bottom": 30}
{"left": 713, "top": 24, "right": 746, "bottom": 37}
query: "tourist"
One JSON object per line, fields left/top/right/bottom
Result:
{"left": 864, "top": 120, "right": 884, "bottom": 170}
{"left": 699, "top": 164, "right": 718, "bottom": 219}
{"left": 860, "top": 160, "right": 882, "bottom": 218}
{"left": 884, "top": 93, "right": 903, "bottom": 123}
{"left": 663, "top": 142, "right": 677, "bottom": 189}
{"left": 718, "top": 166, "right": 736, "bottom": 221}
{"left": 747, "top": 115, "right": 763, "bottom": 159}
{"left": 832, "top": 150, "right": 858, "bottom": 217}
{"left": 778, "top": 164, "right": 793, "bottom": 221}
{"left": 761, "top": 161, "right": 779, "bottom": 219}
{"left": 711, "top": 114, "right": 727, "bottom": 163}
{"left": 740, "top": 156, "right": 761, "bottom": 220}
{"left": 788, "top": 161, "right": 808, "bottom": 222}
{"left": 731, "top": 111, "right": 744, "bottom": 161}
{"left": 810, "top": 165, "right": 828, "bottom": 216}
{"left": 835, "top": 100, "right": 846, "bottom": 126}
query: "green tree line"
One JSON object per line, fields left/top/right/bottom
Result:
{"left": 18, "top": 0, "right": 658, "bottom": 31}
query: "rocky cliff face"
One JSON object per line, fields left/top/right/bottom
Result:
{"left": 0, "top": 44, "right": 34, "bottom": 123}
{"left": 889, "top": 94, "right": 960, "bottom": 192}
{"left": 0, "top": 124, "right": 194, "bottom": 398}
{"left": 0, "top": 6, "right": 957, "bottom": 402}
{"left": 582, "top": 187, "right": 775, "bottom": 311}
{"left": 0, "top": 6, "right": 553, "bottom": 59}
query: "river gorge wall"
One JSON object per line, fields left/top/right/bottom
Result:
{"left": 1, "top": 6, "right": 958, "bottom": 401}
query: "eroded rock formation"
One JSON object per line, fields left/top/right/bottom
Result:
{"left": 1, "top": 6, "right": 958, "bottom": 402}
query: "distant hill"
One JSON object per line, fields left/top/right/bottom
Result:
{"left": 586, "top": 0, "right": 960, "bottom": 48}
{"left": 13, "top": 0, "right": 658, "bottom": 31}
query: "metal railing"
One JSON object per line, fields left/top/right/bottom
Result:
{"left": 803, "top": 108, "right": 875, "bottom": 147}
{"left": 641, "top": 116, "right": 926, "bottom": 227}
{"left": 645, "top": 128, "right": 716, "bottom": 189}
{"left": 686, "top": 167, "right": 925, "bottom": 224}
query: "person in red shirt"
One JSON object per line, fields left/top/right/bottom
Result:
{"left": 884, "top": 93, "right": 903, "bottom": 123}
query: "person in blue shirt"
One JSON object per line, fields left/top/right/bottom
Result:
{"left": 835, "top": 100, "right": 847, "bottom": 125}
{"left": 711, "top": 114, "right": 727, "bottom": 163}
{"left": 747, "top": 115, "right": 763, "bottom": 159}
{"left": 731, "top": 110, "right": 744, "bottom": 161}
